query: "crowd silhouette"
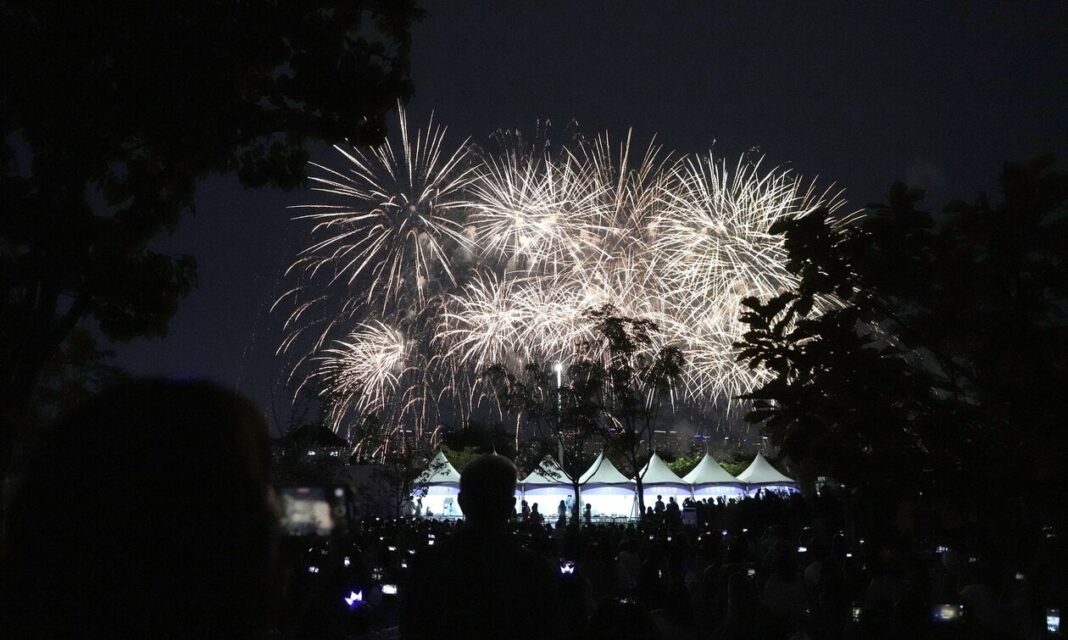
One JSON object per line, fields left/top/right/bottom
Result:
{"left": 2, "top": 379, "right": 1065, "bottom": 639}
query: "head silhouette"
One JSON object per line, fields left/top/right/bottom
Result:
{"left": 0, "top": 378, "right": 276, "bottom": 638}
{"left": 458, "top": 454, "right": 517, "bottom": 528}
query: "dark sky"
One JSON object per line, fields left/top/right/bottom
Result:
{"left": 113, "top": 2, "right": 1068, "bottom": 434}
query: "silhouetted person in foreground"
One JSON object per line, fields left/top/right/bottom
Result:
{"left": 0, "top": 379, "right": 278, "bottom": 638}
{"left": 401, "top": 454, "right": 559, "bottom": 640}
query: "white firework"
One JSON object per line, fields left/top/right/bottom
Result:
{"left": 281, "top": 115, "right": 856, "bottom": 455}
{"left": 653, "top": 154, "right": 846, "bottom": 399}
{"left": 437, "top": 271, "right": 581, "bottom": 371}
{"left": 290, "top": 106, "right": 476, "bottom": 313}
{"left": 467, "top": 146, "right": 611, "bottom": 273}
{"left": 313, "top": 321, "right": 407, "bottom": 419}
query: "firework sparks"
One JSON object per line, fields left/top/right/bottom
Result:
{"left": 313, "top": 321, "right": 407, "bottom": 417}
{"left": 290, "top": 106, "right": 476, "bottom": 313}
{"left": 281, "top": 115, "right": 853, "bottom": 457}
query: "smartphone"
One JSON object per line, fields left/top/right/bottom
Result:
{"left": 381, "top": 584, "right": 398, "bottom": 596}
{"left": 279, "top": 486, "right": 337, "bottom": 535}
{"left": 931, "top": 604, "right": 963, "bottom": 623}
{"left": 1047, "top": 608, "right": 1061, "bottom": 634}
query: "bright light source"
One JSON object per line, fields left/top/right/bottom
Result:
{"left": 344, "top": 590, "right": 363, "bottom": 607}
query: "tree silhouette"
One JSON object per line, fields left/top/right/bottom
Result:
{"left": 737, "top": 155, "right": 1068, "bottom": 543}
{"left": 483, "top": 361, "right": 593, "bottom": 525}
{"left": 483, "top": 305, "right": 685, "bottom": 523}
{"left": 0, "top": 1, "right": 423, "bottom": 478}
{"left": 570, "top": 305, "right": 685, "bottom": 521}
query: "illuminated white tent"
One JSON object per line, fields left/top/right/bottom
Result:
{"left": 736, "top": 453, "right": 799, "bottom": 495}
{"left": 683, "top": 453, "right": 745, "bottom": 500}
{"left": 578, "top": 452, "right": 635, "bottom": 518}
{"left": 520, "top": 456, "right": 574, "bottom": 520}
{"left": 635, "top": 452, "right": 690, "bottom": 507}
{"left": 412, "top": 451, "right": 462, "bottom": 518}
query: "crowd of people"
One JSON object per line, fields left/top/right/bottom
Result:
{"left": 290, "top": 490, "right": 1065, "bottom": 639}
{"left": 1, "top": 379, "right": 1064, "bottom": 639}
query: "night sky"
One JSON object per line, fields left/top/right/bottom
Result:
{"left": 112, "top": 2, "right": 1068, "bottom": 434}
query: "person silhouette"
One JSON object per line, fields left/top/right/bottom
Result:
{"left": 584, "top": 503, "right": 593, "bottom": 525}
{"left": 530, "top": 502, "right": 543, "bottom": 525}
{"left": 401, "top": 454, "right": 559, "bottom": 639}
{"left": 0, "top": 378, "right": 278, "bottom": 638}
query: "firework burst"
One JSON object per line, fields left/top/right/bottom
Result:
{"left": 290, "top": 106, "right": 476, "bottom": 314}
{"left": 280, "top": 113, "right": 855, "bottom": 458}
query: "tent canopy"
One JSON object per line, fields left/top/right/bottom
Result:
{"left": 415, "top": 451, "right": 462, "bottom": 486}
{"left": 521, "top": 455, "right": 572, "bottom": 486}
{"left": 683, "top": 453, "right": 741, "bottom": 485}
{"left": 736, "top": 453, "right": 796, "bottom": 485}
{"left": 637, "top": 453, "right": 687, "bottom": 486}
{"left": 578, "top": 452, "right": 632, "bottom": 486}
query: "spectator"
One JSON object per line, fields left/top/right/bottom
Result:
{"left": 401, "top": 454, "right": 560, "bottom": 640}
{"left": 0, "top": 379, "right": 278, "bottom": 638}
{"left": 589, "top": 597, "right": 658, "bottom": 640}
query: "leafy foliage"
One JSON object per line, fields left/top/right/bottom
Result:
{"left": 0, "top": 1, "right": 423, "bottom": 473}
{"left": 483, "top": 305, "right": 686, "bottom": 521}
{"left": 737, "top": 156, "right": 1068, "bottom": 527}
{"left": 665, "top": 451, "right": 703, "bottom": 477}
